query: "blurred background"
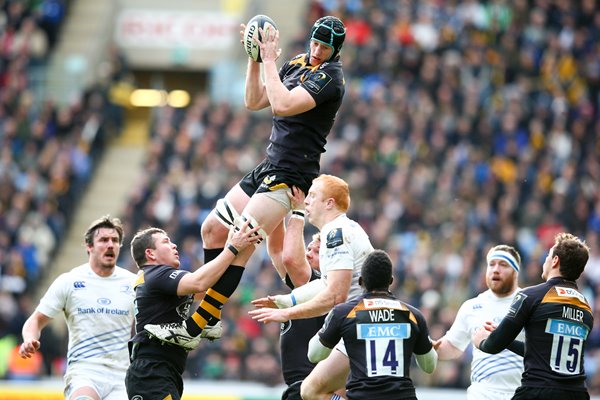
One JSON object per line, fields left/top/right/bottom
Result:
{"left": 0, "top": 0, "right": 599, "bottom": 398}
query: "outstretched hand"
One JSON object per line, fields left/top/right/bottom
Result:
{"left": 251, "top": 296, "right": 277, "bottom": 309}
{"left": 251, "top": 295, "right": 293, "bottom": 309}
{"left": 228, "top": 219, "right": 262, "bottom": 251}
{"left": 248, "top": 307, "right": 289, "bottom": 323}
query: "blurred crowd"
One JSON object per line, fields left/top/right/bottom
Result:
{"left": 0, "top": 0, "right": 130, "bottom": 379}
{"left": 3, "top": 0, "right": 600, "bottom": 394}
{"left": 115, "top": 0, "right": 600, "bottom": 391}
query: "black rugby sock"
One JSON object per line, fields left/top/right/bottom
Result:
{"left": 203, "top": 248, "right": 224, "bottom": 326}
{"left": 187, "top": 264, "right": 245, "bottom": 336}
{"left": 203, "top": 248, "right": 223, "bottom": 263}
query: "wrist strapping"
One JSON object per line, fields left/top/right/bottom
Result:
{"left": 290, "top": 278, "right": 327, "bottom": 305}
{"left": 273, "top": 294, "right": 293, "bottom": 309}
{"left": 291, "top": 210, "right": 305, "bottom": 221}
{"left": 226, "top": 243, "right": 239, "bottom": 256}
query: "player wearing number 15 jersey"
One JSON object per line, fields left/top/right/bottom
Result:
{"left": 474, "top": 233, "right": 593, "bottom": 400}
{"left": 307, "top": 250, "right": 437, "bottom": 400}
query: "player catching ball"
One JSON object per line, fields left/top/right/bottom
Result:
{"left": 144, "top": 15, "right": 348, "bottom": 350}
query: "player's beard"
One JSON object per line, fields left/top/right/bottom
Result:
{"left": 487, "top": 276, "right": 515, "bottom": 296}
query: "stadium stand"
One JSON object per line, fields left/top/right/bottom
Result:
{"left": 0, "top": 0, "right": 130, "bottom": 378}
{"left": 2, "top": 0, "right": 600, "bottom": 397}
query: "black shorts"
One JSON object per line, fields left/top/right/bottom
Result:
{"left": 125, "top": 342, "right": 186, "bottom": 400}
{"left": 281, "top": 380, "right": 303, "bottom": 400}
{"left": 512, "top": 386, "right": 590, "bottom": 400}
{"left": 126, "top": 357, "right": 183, "bottom": 400}
{"left": 239, "top": 159, "right": 317, "bottom": 198}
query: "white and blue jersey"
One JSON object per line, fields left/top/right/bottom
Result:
{"left": 319, "top": 214, "right": 374, "bottom": 302}
{"left": 444, "top": 289, "right": 524, "bottom": 394}
{"left": 36, "top": 263, "right": 136, "bottom": 375}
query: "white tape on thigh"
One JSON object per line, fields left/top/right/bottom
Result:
{"left": 262, "top": 187, "right": 293, "bottom": 210}
{"left": 214, "top": 198, "right": 240, "bottom": 228}
{"left": 234, "top": 213, "right": 267, "bottom": 245}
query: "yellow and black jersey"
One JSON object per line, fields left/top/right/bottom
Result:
{"left": 129, "top": 264, "right": 193, "bottom": 371}
{"left": 480, "top": 277, "right": 593, "bottom": 393}
{"left": 267, "top": 53, "right": 345, "bottom": 176}
{"left": 318, "top": 293, "right": 432, "bottom": 400}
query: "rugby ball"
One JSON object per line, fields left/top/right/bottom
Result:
{"left": 243, "top": 14, "right": 278, "bottom": 62}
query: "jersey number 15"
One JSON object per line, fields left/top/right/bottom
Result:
{"left": 546, "top": 318, "right": 588, "bottom": 375}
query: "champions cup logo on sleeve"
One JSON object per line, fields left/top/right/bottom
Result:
{"left": 508, "top": 292, "right": 527, "bottom": 316}
{"left": 326, "top": 228, "right": 343, "bottom": 248}
{"left": 302, "top": 70, "right": 332, "bottom": 94}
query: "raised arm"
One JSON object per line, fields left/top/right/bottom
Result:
{"left": 177, "top": 221, "right": 261, "bottom": 295}
{"left": 282, "top": 186, "right": 312, "bottom": 287}
{"left": 266, "top": 220, "right": 287, "bottom": 280}
{"left": 281, "top": 216, "right": 312, "bottom": 286}
{"left": 244, "top": 58, "right": 270, "bottom": 110}
{"left": 258, "top": 27, "right": 316, "bottom": 116}
{"left": 240, "top": 23, "right": 270, "bottom": 110}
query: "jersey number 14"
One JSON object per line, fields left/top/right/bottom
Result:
{"left": 357, "top": 322, "right": 410, "bottom": 377}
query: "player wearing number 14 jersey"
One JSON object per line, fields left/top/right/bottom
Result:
{"left": 307, "top": 250, "right": 437, "bottom": 400}
{"left": 474, "top": 233, "right": 594, "bottom": 400}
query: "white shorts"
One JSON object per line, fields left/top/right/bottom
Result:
{"left": 64, "top": 363, "right": 127, "bottom": 400}
{"left": 467, "top": 384, "right": 515, "bottom": 400}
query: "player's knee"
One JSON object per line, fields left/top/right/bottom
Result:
{"left": 200, "top": 216, "right": 216, "bottom": 238}
{"left": 201, "top": 210, "right": 230, "bottom": 245}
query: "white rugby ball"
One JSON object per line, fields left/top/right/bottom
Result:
{"left": 243, "top": 14, "right": 278, "bottom": 62}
